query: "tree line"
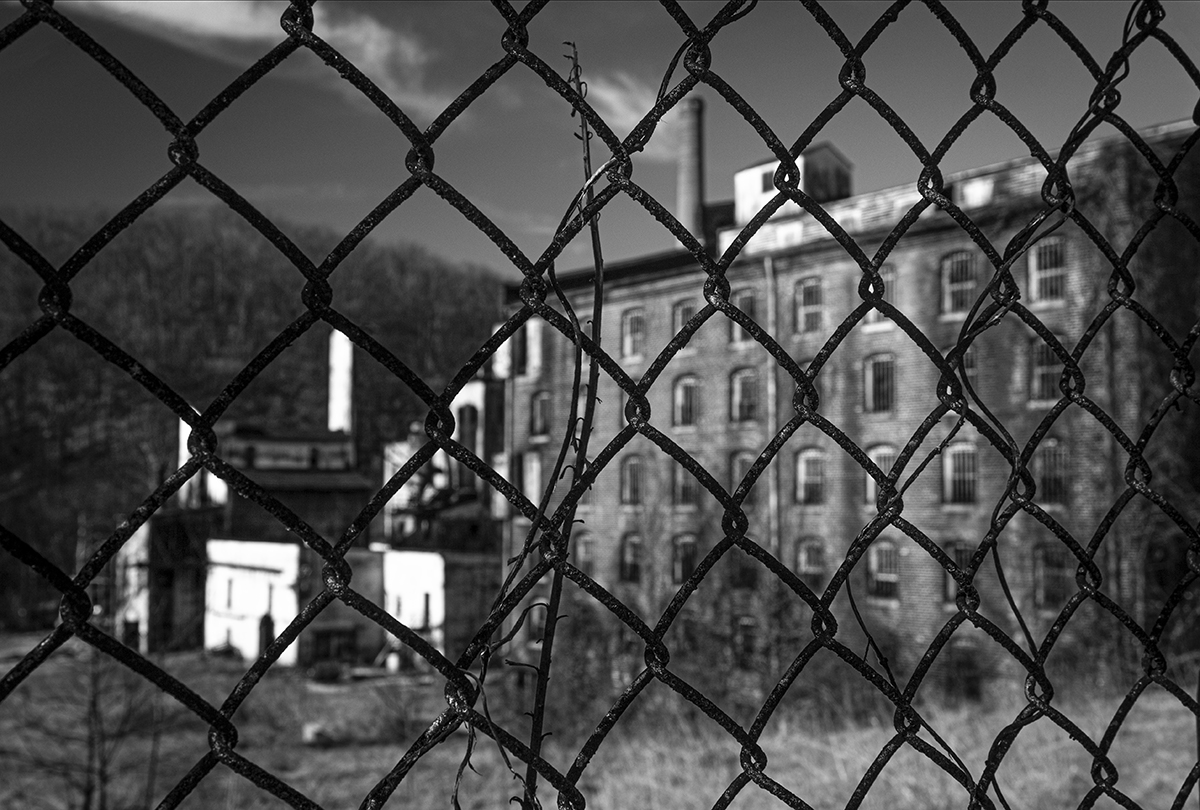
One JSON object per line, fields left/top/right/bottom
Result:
{"left": 0, "top": 205, "right": 504, "bottom": 631}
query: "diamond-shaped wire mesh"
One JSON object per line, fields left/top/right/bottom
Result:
{"left": 2, "top": 1, "right": 1200, "bottom": 808}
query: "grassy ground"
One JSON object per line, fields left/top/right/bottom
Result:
{"left": 1, "top": 635, "right": 1197, "bottom": 809}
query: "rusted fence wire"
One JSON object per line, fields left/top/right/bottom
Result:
{"left": 2, "top": 1, "right": 1200, "bottom": 808}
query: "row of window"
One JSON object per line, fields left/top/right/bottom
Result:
{"left": 616, "top": 240, "right": 1068, "bottom": 360}
{"left": 620, "top": 277, "right": 831, "bottom": 360}
{"left": 607, "top": 533, "right": 754, "bottom": 587}
{"left": 608, "top": 439, "right": 1069, "bottom": 507}
{"left": 517, "top": 439, "right": 1066, "bottom": 511}
{"left": 582, "top": 534, "right": 1073, "bottom": 608}
{"left": 528, "top": 336, "right": 1061, "bottom": 436}
{"left": 533, "top": 369, "right": 764, "bottom": 432}
{"left": 871, "top": 540, "right": 1074, "bottom": 609}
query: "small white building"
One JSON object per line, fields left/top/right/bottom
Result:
{"left": 382, "top": 550, "right": 445, "bottom": 660}
{"left": 116, "top": 326, "right": 495, "bottom": 666}
{"left": 206, "top": 539, "right": 302, "bottom": 665}
{"left": 204, "top": 539, "right": 444, "bottom": 667}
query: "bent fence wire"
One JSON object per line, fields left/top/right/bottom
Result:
{"left": 2, "top": 0, "right": 1200, "bottom": 808}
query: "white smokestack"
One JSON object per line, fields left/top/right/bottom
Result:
{"left": 328, "top": 328, "right": 353, "bottom": 434}
{"left": 676, "top": 96, "right": 705, "bottom": 244}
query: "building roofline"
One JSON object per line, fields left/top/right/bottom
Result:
{"left": 217, "top": 422, "right": 353, "bottom": 443}
{"left": 738, "top": 141, "right": 854, "bottom": 172}
{"left": 507, "top": 118, "right": 1194, "bottom": 298}
{"left": 245, "top": 469, "right": 376, "bottom": 491}
{"left": 506, "top": 247, "right": 704, "bottom": 298}
{"left": 936, "top": 118, "right": 1195, "bottom": 184}
{"left": 510, "top": 200, "right": 1037, "bottom": 297}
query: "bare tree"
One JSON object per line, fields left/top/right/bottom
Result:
{"left": 0, "top": 634, "right": 185, "bottom": 810}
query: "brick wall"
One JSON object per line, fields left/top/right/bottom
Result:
{"left": 501, "top": 122, "right": 1200, "bottom": 688}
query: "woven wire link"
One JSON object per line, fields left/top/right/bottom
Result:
{"left": 2, "top": 0, "right": 1200, "bottom": 808}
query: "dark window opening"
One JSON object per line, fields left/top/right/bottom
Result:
{"left": 867, "top": 540, "right": 899, "bottom": 599}
{"left": 620, "top": 535, "right": 642, "bottom": 583}
{"left": 865, "top": 355, "right": 895, "bottom": 413}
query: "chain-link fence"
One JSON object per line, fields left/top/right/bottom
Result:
{"left": 3, "top": 0, "right": 1200, "bottom": 808}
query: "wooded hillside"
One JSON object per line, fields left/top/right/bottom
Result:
{"left": 0, "top": 206, "right": 504, "bottom": 629}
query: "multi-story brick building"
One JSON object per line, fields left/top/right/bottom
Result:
{"left": 497, "top": 111, "right": 1199, "bottom": 697}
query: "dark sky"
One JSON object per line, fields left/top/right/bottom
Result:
{"left": 2, "top": 1, "right": 1198, "bottom": 278}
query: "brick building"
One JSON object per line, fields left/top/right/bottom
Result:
{"left": 497, "top": 112, "right": 1200, "bottom": 696}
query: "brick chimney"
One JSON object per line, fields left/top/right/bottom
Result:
{"left": 675, "top": 96, "right": 705, "bottom": 245}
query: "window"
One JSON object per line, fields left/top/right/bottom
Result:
{"left": 866, "top": 539, "right": 899, "bottom": 598}
{"left": 672, "top": 534, "right": 698, "bottom": 585}
{"left": 673, "top": 464, "right": 701, "bottom": 508}
{"left": 943, "top": 444, "right": 977, "bottom": 504}
{"left": 864, "top": 354, "right": 895, "bottom": 413}
{"left": 941, "top": 251, "right": 977, "bottom": 315}
{"left": 530, "top": 391, "right": 551, "bottom": 437}
{"left": 1036, "top": 438, "right": 1068, "bottom": 504}
{"left": 796, "top": 537, "right": 826, "bottom": 586}
{"left": 795, "top": 277, "right": 823, "bottom": 334}
{"left": 943, "top": 542, "right": 973, "bottom": 604}
{"left": 795, "top": 448, "right": 826, "bottom": 504}
{"left": 673, "top": 299, "right": 698, "bottom": 335}
{"left": 621, "top": 308, "right": 645, "bottom": 359}
{"left": 574, "top": 534, "right": 595, "bottom": 577}
{"left": 1030, "top": 340, "right": 1061, "bottom": 402}
{"left": 1029, "top": 238, "right": 1066, "bottom": 302}
{"left": 865, "top": 445, "right": 897, "bottom": 505}
{"left": 761, "top": 168, "right": 774, "bottom": 193}
{"left": 730, "top": 368, "right": 759, "bottom": 423}
{"left": 1034, "top": 545, "right": 1072, "bottom": 610}
{"left": 620, "top": 456, "right": 643, "bottom": 505}
{"left": 673, "top": 375, "right": 699, "bottom": 427}
{"left": 731, "top": 451, "right": 757, "bottom": 505}
{"left": 864, "top": 264, "right": 896, "bottom": 325}
{"left": 730, "top": 289, "right": 757, "bottom": 345}
{"left": 619, "top": 534, "right": 642, "bottom": 583}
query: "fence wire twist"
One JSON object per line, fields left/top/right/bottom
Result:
{"left": 2, "top": 0, "right": 1200, "bottom": 808}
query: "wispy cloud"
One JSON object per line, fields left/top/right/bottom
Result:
{"left": 308, "top": 5, "right": 456, "bottom": 121}
{"left": 487, "top": 207, "right": 563, "bottom": 238}
{"left": 63, "top": 0, "right": 283, "bottom": 42}
{"left": 584, "top": 71, "right": 681, "bottom": 163}
{"left": 63, "top": 1, "right": 456, "bottom": 122}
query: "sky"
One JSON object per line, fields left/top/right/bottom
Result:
{"left": 2, "top": 0, "right": 1198, "bottom": 280}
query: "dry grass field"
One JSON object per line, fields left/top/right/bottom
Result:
{"left": 1, "top": 635, "right": 1197, "bottom": 809}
